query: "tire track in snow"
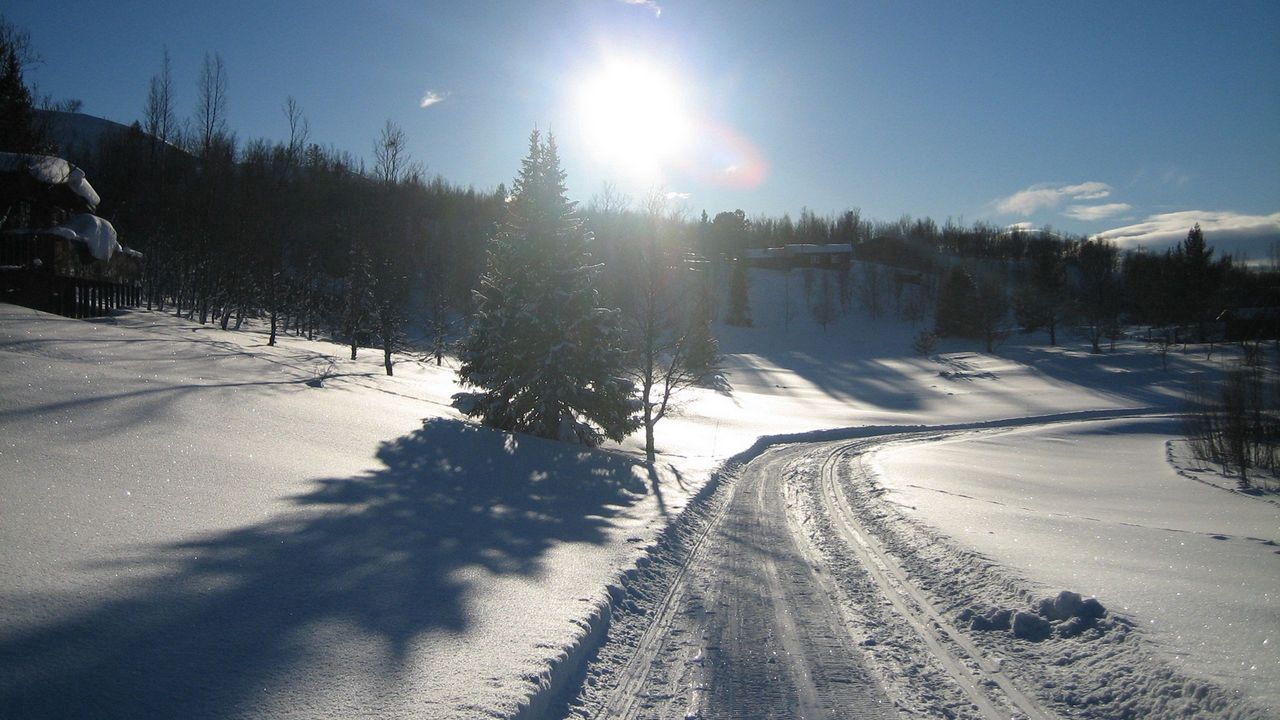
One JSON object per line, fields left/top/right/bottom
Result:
{"left": 818, "top": 439, "right": 1053, "bottom": 720}
{"left": 588, "top": 446, "right": 897, "bottom": 719}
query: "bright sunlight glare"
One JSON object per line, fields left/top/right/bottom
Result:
{"left": 574, "top": 58, "right": 693, "bottom": 182}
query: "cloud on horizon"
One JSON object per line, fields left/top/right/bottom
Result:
{"left": 996, "top": 181, "right": 1112, "bottom": 215}
{"left": 419, "top": 90, "right": 447, "bottom": 109}
{"left": 1094, "top": 210, "right": 1280, "bottom": 262}
{"left": 1064, "top": 202, "right": 1132, "bottom": 221}
{"left": 620, "top": 0, "right": 662, "bottom": 17}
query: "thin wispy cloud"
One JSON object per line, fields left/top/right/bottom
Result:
{"left": 1094, "top": 210, "right": 1280, "bottom": 261}
{"left": 995, "top": 181, "right": 1112, "bottom": 215}
{"left": 620, "top": 0, "right": 662, "bottom": 17}
{"left": 1064, "top": 202, "right": 1132, "bottom": 221}
{"left": 419, "top": 90, "right": 448, "bottom": 109}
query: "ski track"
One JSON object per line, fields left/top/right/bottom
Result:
{"left": 561, "top": 410, "right": 1272, "bottom": 720}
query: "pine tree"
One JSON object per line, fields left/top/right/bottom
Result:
{"left": 935, "top": 266, "right": 978, "bottom": 337}
{"left": 455, "top": 130, "right": 639, "bottom": 445}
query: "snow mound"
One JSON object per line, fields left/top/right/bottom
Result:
{"left": 961, "top": 590, "right": 1111, "bottom": 641}
{"left": 0, "top": 151, "right": 100, "bottom": 208}
{"left": 48, "top": 213, "right": 121, "bottom": 261}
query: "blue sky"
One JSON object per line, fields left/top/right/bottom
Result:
{"left": 10, "top": 1, "right": 1280, "bottom": 253}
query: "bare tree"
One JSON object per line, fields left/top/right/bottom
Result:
{"left": 283, "top": 96, "right": 310, "bottom": 164}
{"left": 373, "top": 119, "right": 418, "bottom": 184}
{"left": 194, "top": 51, "right": 227, "bottom": 158}
{"left": 625, "top": 189, "right": 716, "bottom": 463}
{"left": 811, "top": 271, "right": 839, "bottom": 333}
{"left": 589, "top": 180, "right": 631, "bottom": 215}
{"left": 144, "top": 46, "right": 176, "bottom": 146}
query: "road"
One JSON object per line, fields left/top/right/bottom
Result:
{"left": 566, "top": 431, "right": 1069, "bottom": 720}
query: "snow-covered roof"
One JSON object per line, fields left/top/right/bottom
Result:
{"left": 47, "top": 213, "right": 122, "bottom": 261}
{"left": 786, "top": 243, "right": 853, "bottom": 255}
{"left": 0, "top": 151, "right": 101, "bottom": 209}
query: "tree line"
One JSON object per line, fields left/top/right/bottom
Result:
{"left": 6, "top": 16, "right": 1280, "bottom": 466}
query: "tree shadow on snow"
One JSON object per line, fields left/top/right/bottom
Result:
{"left": 726, "top": 349, "right": 927, "bottom": 412}
{"left": 0, "top": 418, "right": 646, "bottom": 719}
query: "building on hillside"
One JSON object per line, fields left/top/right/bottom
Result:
{"left": 744, "top": 243, "right": 853, "bottom": 270}
{"left": 0, "top": 152, "right": 143, "bottom": 317}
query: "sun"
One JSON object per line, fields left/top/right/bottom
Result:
{"left": 573, "top": 58, "right": 692, "bottom": 181}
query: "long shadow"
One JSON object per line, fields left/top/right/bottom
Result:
{"left": 727, "top": 349, "right": 928, "bottom": 412}
{"left": 0, "top": 418, "right": 646, "bottom": 719}
{"left": 1000, "top": 342, "right": 1220, "bottom": 411}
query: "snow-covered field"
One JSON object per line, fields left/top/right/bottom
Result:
{"left": 1, "top": 264, "right": 1274, "bottom": 717}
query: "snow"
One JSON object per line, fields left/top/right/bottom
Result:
{"left": 0, "top": 306, "right": 667, "bottom": 719}
{"left": 871, "top": 416, "right": 1280, "bottom": 711}
{"left": 47, "top": 213, "right": 121, "bottom": 261}
{"left": 0, "top": 151, "right": 101, "bottom": 208}
{"left": 1, "top": 262, "right": 1274, "bottom": 717}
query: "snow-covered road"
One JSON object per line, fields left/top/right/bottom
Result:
{"left": 575, "top": 443, "right": 897, "bottom": 719}
{"left": 566, "top": 416, "right": 1275, "bottom": 719}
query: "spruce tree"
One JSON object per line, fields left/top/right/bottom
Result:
{"left": 455, "top": 130, "right": 638, "bottom": 445}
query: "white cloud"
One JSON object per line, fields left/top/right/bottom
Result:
{"left": 1094, "top": 210, "right": 1280, "bottom": 262}
{"left": 664, "top": 190, "right": 690, "bottom": 201}
{"left": 620, "top": 0, "right": 662, "bottom": 17}
{"left": 995, "top": 181, "right": 1113, "bottom": 215}
{"left": 1063, "top": 202, "right": 1132, "bottom": 221}
{"left": 419, "top": 90, "right": 447, "bottom": 109}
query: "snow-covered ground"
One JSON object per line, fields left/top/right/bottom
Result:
{"left": 1, "top": 264, "right": 1273, "bottom": 717}
{"left": 871, "top": 417, "right": 1280, "bottom": 712}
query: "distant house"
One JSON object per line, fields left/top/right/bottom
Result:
{"left": 744, "top": 243, "right": 853, "bottom": 270}
{"left": 1, "top": 152, "right": 143, "bottom": 317}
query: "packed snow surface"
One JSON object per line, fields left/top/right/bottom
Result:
{"left": 1, "top": 264, "right": 1274, "bottom": 717}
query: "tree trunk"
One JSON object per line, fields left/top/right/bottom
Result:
{"left": 644, "top": 404, "right": 656, "bottom": 465}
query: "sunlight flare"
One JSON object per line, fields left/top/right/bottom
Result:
{"left": 574, "top": 57, "right": 692, "bottom": 181}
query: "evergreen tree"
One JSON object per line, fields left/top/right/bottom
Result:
{"left": 684, "top": 273, "right": 721, "bottom": 381}
{"left": 935, "top": 266, "right": 978, "bottom": 337}
{"left": 724, "top": 258, "right": 752, "bottom": 326}
{"left": 455, "top": 130, "right": 638, "bottom": 446}
{"left": 1176, "top": 223, "right": 1219, "bottom": 341}
{"left": 0, "top": 17, "right": 44, "bottom": 153}
{"left": 1014, "top": 250, "right": 1068, "bottom": 344}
